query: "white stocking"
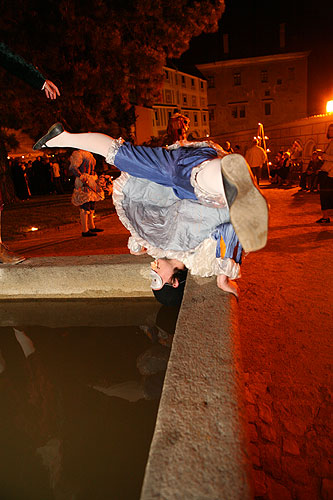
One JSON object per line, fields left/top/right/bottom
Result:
{"left": 80, "top": 209, "right": 89, "bottom": 232}
{"left": 45, "top": 131, "right": 116, "bottom": 159}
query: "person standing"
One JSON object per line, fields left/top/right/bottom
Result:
{"left": 69, "top": 150, "right": 105, "bottom": 237}
{"left": 167, "top": 110, "right": 190, "bottom": 143}
{"left": 245, "top": 138, "right": 268, "bottom": 186}
{"left": 0, "top": 41, "right": 60, "bottom": 264}
{"left": 316, "top": 123, "right": 333, "bottom": 224}
{"left": 50, "top": 159, "right": 64, "bottom": 194}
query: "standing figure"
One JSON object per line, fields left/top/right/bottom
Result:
{"left": 33, "top": 123, "right": 269, "bottom": 304}
{"left": 245, "top": 138, "right": 267, "bottom": 186}
{"left": 69, "top": 150, "right": 105, "bottom": 237}
{"left": 167, "top": 110, "right": 190, "bottom": 143}
{"left": 50, "top": 159, "right": 65, "bottom": 194}
{"left": 316, "top": 123, "right": 333, "bottom": 224}
{"left": 0, "top": 41, "right": 60, "bottom": 265}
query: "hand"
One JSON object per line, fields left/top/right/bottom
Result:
{"left": 43, "top": 80, "right": 60, "bottom": 100}
{"left": 216, "top": 274, "right": 239, "bottom": 299}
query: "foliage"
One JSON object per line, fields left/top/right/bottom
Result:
{"left": 0, "top": 0, "right": 225, "bottom": 139}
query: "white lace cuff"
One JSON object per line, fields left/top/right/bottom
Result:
{"left": 105, "top": 138, "right": 125, "bottom": 165}
{"left": 127, "top": 236, "right": 143, "bottom": 254}
{"left": 216, "top": 258, "right": 241, "bottom": 280}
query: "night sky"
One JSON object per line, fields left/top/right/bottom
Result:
{"left": 178, "top": 0, "right": 333, "bottom": 115}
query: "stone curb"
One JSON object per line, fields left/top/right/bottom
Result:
{"left": 141, "top": 274, "right": 252, "bottom": 499}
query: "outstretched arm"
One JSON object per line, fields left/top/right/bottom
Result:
{"left": 216, "top": 274, "right": 239, "bottom": 298}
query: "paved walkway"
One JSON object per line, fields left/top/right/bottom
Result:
{"left": 3, "top": 183, "right": 333, "bottom": 500}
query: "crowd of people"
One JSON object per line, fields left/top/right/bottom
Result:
{"left": 9, "top": 155, "right": 68, "bottom": 200}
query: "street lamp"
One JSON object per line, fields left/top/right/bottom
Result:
{"left": 326, "top": 100, "right": 333, "bottom": 113}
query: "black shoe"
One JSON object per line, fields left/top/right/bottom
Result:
{"left": 89, "top": 228, "right": 104, "bottom": 233}
{"left": 33, "top": 123, "right": 64, "bottom": 150}
{"left": 82, "top": 231, "right": 97, "bottom": 237}
{"left": 315, "top": 217, "right": 330, "bottom": 224}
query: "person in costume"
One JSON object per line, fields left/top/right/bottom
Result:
{"left": 33, "top": 123, "right": 269, "bottom": 303}
{"left": 69, "top": 150, "right": 113, "bottom": 237}
{"left": 0, "top": 42, "right": 60, "bottom": 265}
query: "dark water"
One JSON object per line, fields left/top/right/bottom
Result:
{"left": 0, "top": 300, "right": 179, "bottom": 500}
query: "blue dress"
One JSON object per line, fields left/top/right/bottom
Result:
{"left": 114, "top": 142, "right": 219, "bottom": 201}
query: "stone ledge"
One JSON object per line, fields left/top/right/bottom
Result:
{"left": 0, "top": 254, "right": 152, "bottom": 298}
{"left": 141, "top": 274, "right": 252, "bottom": 499}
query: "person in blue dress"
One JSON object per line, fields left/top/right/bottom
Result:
{"left": 33, "top": 123, "right": 269, "bottom": 304}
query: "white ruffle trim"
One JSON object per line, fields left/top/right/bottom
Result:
{"left": 105, "top": 138, "right": 125, "bottom": 165}
{"left": 166, "top": 139, "right": 226, "bottom": 154}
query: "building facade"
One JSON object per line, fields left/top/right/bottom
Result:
{"left": 197, "top": 52, "right": 310, "bottom": 137}
{"left": 135, "top": 66, "right": 210, "bottom": 144}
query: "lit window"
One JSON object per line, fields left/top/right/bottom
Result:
{"left": 233, "top": 72, "right": 241, "bottom": 86}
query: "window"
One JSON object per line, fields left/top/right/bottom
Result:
{"left": 264, "top": 103, "right": 271, "bottom": 115}
{"left": 182, "top": 93, "right": 187, "bottom": 105}
{"left": 175, "top": 74, "right": 178, "bottom": 85}
{"left": 203, "top": 113, "right": 207, "bottom": 123}
{"left": 265, "top": 90, "right": 270, "bottom": 96}
{"left": 194, "top": 113, "right": 198, "bottom": 125}
{"left": 277, "top": 78, "right": 282, "bottom": 85}
{"left": 192, "top": 95, "right": 197, "bottom": 106}
{"left": 154, "top": 109, "right": 160, "bottom": 126}
{"left": 207, "top": 76, "right": 215, "bottom": 88}
{"left": 200, "top": 81, "right": 204, "bottom": 90}
{"left": 181, "top": 75, "right": 186, "bottom": 87}
{"left": 233, "top": 72, "right": 241, "bottom": 86}
{"left": 209, "top": 108, "right": 215, "bottom": 121}
{"left": 165, "top": 89, "right": 172, "bottom": 104}
{"left": 261, "top": 70, "right": 268, "bottom": 83}
{"left": 165, "top": 70, "right": 169, "bottom": 80}
{"left": 191, "top": 78, "right": 195, "bottom": 88}
{"left": 231, "top": 104, "right": 246, "bottom": 119}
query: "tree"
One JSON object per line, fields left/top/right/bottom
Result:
{"left": 0, "top": 0, "right": 225, "bottom": 201}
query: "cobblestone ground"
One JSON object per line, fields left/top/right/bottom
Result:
{"left": 238, "top": 185, "right": 333, "bottom": 500}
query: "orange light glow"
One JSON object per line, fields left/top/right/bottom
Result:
{"left": 326, "top": 100, "right": 333, "bottom": 113}
{"left": 30, "top": 227, "right": 39, "bottom": 232}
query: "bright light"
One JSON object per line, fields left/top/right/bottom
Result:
{"left": 326, "top": 100, "right": 333, "bottom": 113}
{"left": 264, "top": 136, "right": 269, "bottom": 140}
{"left": 30, "top": 227, "right": 39, "bottom": 232}
{"left": 267, "top": 148, "right": 271, "bottom": 152}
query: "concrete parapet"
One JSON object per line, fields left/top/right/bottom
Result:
{"left": 0, "top": 254, "right": 152, "bottom": 299}
{"left": 141, "top": 274, "right": 252, "bottom": 499}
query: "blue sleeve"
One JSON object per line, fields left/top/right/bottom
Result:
{"left": 211, "top": 223, "right": 243, "bottom": 264}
